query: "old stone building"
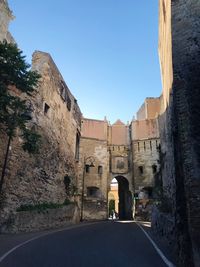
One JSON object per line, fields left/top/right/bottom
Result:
{"left": 79, "top": 105, "right": 161, "bottom": 220}
{"left": 78, "top": 118, "right": 109, "bottom": 220}
{"left": 131, "top": 98, "right": 160, "bottom": 194}
{"left": 0, "top": 0, "right": 162, "bottom": 228}
{"left": 0, "top": 0, "right": 84, "bottom": 231}
{"left": 3, "top": 6, "right": 200, "bottom": 267}
{"left": 152, "top": 1, "right": 200, "bottom": 266}
{"left": 0, "top": 43, "right": 82, "bottom": 231}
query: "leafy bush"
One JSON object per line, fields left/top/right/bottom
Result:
{"left": 16, "top": 199, "right": 71, "bottom": 212}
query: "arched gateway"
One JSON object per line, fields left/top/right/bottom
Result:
{"left": 79, "top": 118, "right": 160, "bottom": 221}
{"left": 108, "top": 176, "right": 133, "bottom": 220}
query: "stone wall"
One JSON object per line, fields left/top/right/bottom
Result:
{"left": 80, "top": 118, "right": 135, "bottom": 220}
{"left": 158, "top": 102, "right": 175, "bottom": 206}
{"left": 155, "top": 0, "right": 176, "bottom": 244}
{"left": 108, "top": 120, "right": 130, "bottom": 145}
{"left": 81, "top": 118, "right": 107, "bottom": 141}
{"left": 171, "top": 1, "right": 200, "bottom": 265}
{"left": 151, "top": 206, "right": 175, "bottom": 248}
{"left": 136, "top": 103, "right": 146, "bottom": 121}
{"left": 156, "top": 0, "right": 200, "bottom": 266}
{"left": 145, "top": 98, "right": 161, "bottom": 119}
{"left": 80, "top": 113, "right": 161, "bottom": 221}
{"left": 158, "top": 0, "right": 173, "bottom": 110}
{"left": 0, "top": 203, "right": 80, "bottom": 233}
{"left": 78, "top": 134, "right": 109, "bottom": 220}
{"left": 136, "top": 97, "right": 161, "bottom": 120}
{"left": 0, "top": 51, "right": 82, "bottom": 228}
{"left": 132, "top": 138, "right": 160, "bottom": 192}
{"left": 0, "top": 0, "right": 15, "bottom": 43}
{"left": 82, "top": 200, "right": 107, "bottom": 221}
{"left": 131, "top": 116, "right": 160, "bottom": 194}
{"left": 109, "top": 145, "right": 130, "bottom": 175}
{"left": 131, "top": 119, "right": 159, "bottom": 140}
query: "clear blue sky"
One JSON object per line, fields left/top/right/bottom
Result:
{"left": 8, "top": 0, "right": 162, "bottom": 124}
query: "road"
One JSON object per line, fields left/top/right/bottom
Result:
{"left": 0, "top": 221, "right": 172, "bottom": 267}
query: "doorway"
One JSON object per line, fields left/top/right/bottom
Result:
{"left": 108, "top": 176, "right": 133, "bottom": 220}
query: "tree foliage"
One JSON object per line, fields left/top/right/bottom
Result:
{"left": 0, "top": 41, "right": 41, "bottom": 153}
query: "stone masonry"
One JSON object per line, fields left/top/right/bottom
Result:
{"left": 79, "top": 119, "right": 109, "bottom": 220}
{"left": 152, "top": 1, "right": 200, "bottom": 266}
{"left": 0, "top": 0, "right": 14, "bottom": 43}
{"left": 131, "top": 98, "right": 160, "bottom": 194}
{"left": 0, "top": 50, "right": 82, "bottom": 230}
{"left": 1, "top": 2, "right": 200, "bottom": 266}
{"left": 79, "top": 112, "right": 160, "bottom": 220}
{"left": 0, "top": 0, "right": 161, "bottom": 227}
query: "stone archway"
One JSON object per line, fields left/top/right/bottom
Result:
{"left": 115, "top": 176, "right": 133, "bottom": 220}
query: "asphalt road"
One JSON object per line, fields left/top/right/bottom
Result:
{"left": 0, "top": 221, "right": 170, "bottom": 267}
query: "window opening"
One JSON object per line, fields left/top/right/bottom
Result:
{"left": 98, "top": 166, "right": 103, "bottom": 175}
{"left": 85, "top": 165, "right": 90, "bottom": 173}
{"left": 139, "top": 166, "right": 144, "bottom": 174}
{"left": 44, "top": 103, "right": 50, "bottom": 115}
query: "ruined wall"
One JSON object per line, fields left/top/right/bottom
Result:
{"left": 0, "top": 51, "right": 82, "bottom": 228}
{"left": 0, "top": 0, "right": 15, "bottom": 43}
{"left": 156, "top": 0, "right": 200, "bottom": 266}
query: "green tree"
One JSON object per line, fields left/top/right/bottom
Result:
{"left": 0, "top": 41, "right": 41, "bottom": 194}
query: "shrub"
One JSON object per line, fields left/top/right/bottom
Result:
{"left": 16, "top": 199, "right": 71, "bottom": 212}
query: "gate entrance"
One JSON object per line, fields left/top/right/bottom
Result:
{"left": 108, "top": 176, "right": 133, "bottom": 220}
